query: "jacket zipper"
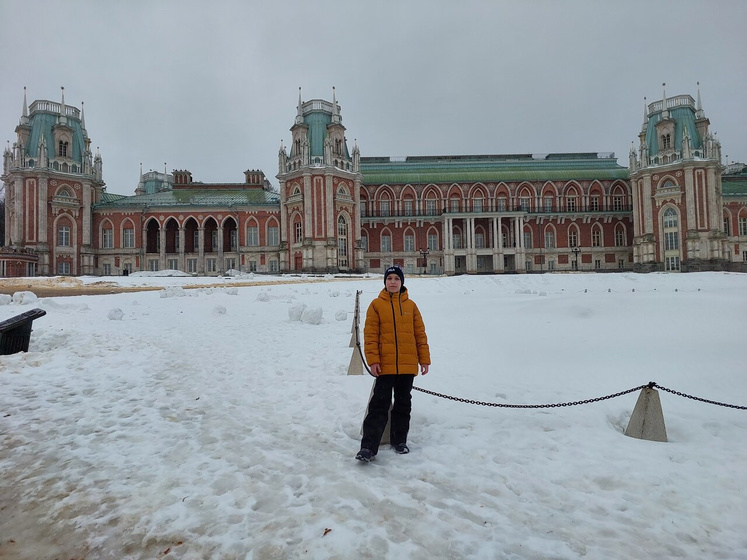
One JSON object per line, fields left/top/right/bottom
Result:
{"left": 390, "top": 292, "right": 400, "bottom": 374}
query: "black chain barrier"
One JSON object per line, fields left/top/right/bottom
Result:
{"left": 410, "top": 384, "right": 648, "bottom": 408}
{"left": 351, "top": 292, "right": 746, "bottom": 411}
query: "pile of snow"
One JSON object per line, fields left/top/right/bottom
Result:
{"left": 1, "top": 272, "right": 745, "bottom": 559}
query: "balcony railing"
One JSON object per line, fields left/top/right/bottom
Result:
{"left": 360, "top": 205, "right": 633, "bottom": 219}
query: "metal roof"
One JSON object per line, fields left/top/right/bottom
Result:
{"left": 360, "top": 154, "right": 629, "bottom": 184}
{"left": 94, "top": 188, "right": 280, "bottom": 209}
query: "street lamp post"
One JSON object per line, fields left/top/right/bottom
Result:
{"left": 420, "top": 247, "right": 430, "bottom": 274}
{"left": 571, "top": 246, "right": 581, "bottom": 271}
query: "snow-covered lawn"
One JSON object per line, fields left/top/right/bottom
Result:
{"left": 1, "top": 272, "right": 745, "bottom": 559}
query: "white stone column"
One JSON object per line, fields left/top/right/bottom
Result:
{"left": 159, "top": 224, "right": 166, "bottom": 270}
{"left": 198, "top": 227, "right": 205, "bottom": 274}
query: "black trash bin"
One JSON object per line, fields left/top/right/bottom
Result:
{"left": 0, "top": 308, "right": 47, "bottom": 355}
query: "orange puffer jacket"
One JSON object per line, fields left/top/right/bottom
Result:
{"left": 364, "top": 287, "right": 430, "bottom": 375}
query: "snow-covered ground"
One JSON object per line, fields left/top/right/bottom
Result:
{"left": 1, "top": 272, "right": 746, "bottom": 559}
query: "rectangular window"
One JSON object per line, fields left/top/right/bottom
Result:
{"left": 428, "top": 233, "right": 438, "bottom": 251}
{"left": 426, "top": 199, "right": 437, "bottom": 215}
{"left": 225, "top": 258, "right": 236, "bottom": 271}
{"left": 57, "top": 261, "right": 71, "bottom": 275}
{"left": 404, "top": 200, "right": 413, "bottom": 216}
{"left": 739, "top": 217, "right": 747, "bottom": 236}
{"left": 665, "top": 231, "right": 679, "bottom": 251}
{"left": 361, "top": 236, "right": 368, "bottom": 251}
{"left": 295, "top": 222, "right": 303, "bottom": 243}
{"left": 406, "top": 263, "right": 414, "bottom": 275}
{"left": 206, "top": 258, "right": 217, "bottom": 272}
{"left": 230, "top": 230, "right": 238, "bottom": 250}
{"left": 566, "top": 197, "right": 577, "bottom": 212}
{"left": 475, "top": 233, "right": 484, "bottom": 249}
{"left": 148, "top": 259, "right": 159, "bottom": 271}
{"left": 58, "top": 226, "right": 71, "bottom": 247}
{"left": 619, "top": 259, "right": 625, "bottom": 270}
{"left": 473, "top": 198, "right": 483, "bottom": 213}
{"left": 103, "top": 263, "right": 111, "bottom": 276}
{"left": 380, "top": 200, "right": 390, "bottom": 217}
{"left": 211, "top": 231, "right": 218, "bottom": 250}
{"left": 615, "top": 229, "right": 625, "bottom": 247}
{"left": 404, "top": 234, "right": 415, "bottom": 252}
{"left": 450, "top": 199, "right": 460, "bottom": 213}
{"left": 545, "top": 231, "right": 555, "bottom": 249}
{"left": 592, "top": 230, "right": 601, "bottom": 247}
{"left": 520, "top": 197, "right": 530, "bottom": 211}
{"left": 249, "top": 260, "right": 257, "bottom": 272}
{"left": 194, "top": 230, "right": 200, "bottom": 249}
{"left": 665, "top": 255, "right": 680, "bottom": 271}
{"left": 548, "top": 259, "right": 555, "bottom": 271}
{"left": 523, "top": 232, "right": 532, "bottom": 249}
{"left": 742, "top": 251, "right": 747, "bottom": 263}
{"left": 248, "top": 226, "right": 259, "bottom": 247}
{"left": 187, "top": 258, "right": 198, "bottom": 273}
{"left": 590, "top": 197, "right": 600, "bottom": 211}
{"left": 453, "top": 234, "right": 461, "bottom": 249}
{"left": 103, "top": 228, "right": 113, "bottom": 249}
{"left": 360, "top": 201, "right": 367, "bottom": 217}
{"left": 497, "top": 198, "right": 507, "bottom": 212}
{"left": 594, "top": 259, "right": 601, "bottom": 270}
{"left": 544, "top": 197, "right": 553, "bottom": 212}
{"left": 381, "top": 235, "right": 392, "bottom": 252}
{"left": 569, "top": 230, "right": 578, "bottom": 247}
{"left": 613, "top": 195, "right": 624, "bottom": 211}
{"left": 525, "top": 260, "right": 532, "bottom": 271}
{"left": 168, "top": 259, "right": 178, "bottom": 270}
{"left": 270, "top": 260, "right": 279, "bottom": 272}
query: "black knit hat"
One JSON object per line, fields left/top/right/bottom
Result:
{"left": 384, "top": 265, "right": 405, "bottom": 286}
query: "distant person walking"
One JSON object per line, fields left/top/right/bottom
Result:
{"left": 356, "top": 265, "right": 430, "bottom": 462}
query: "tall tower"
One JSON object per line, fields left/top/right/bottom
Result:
{"left": 276, "top": 87, "right": 363, "bottom": 272}
{"left": 629, "top": 84, "right": 727, "bottom": 272}
{"left": 1, "top": 88, "right": 106, "bottom": 275}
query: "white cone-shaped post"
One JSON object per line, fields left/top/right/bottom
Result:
{"left": 347, "top": 347, "right": 364, "bottom": 375}
{"left": 361, "top": 379, "right": 391, "bottom": 445}
{"left": 625, "top": 386, "right": 668, "bottom": 442}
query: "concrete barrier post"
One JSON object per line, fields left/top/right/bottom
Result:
{"left": 625, "top": 387, "right": 668, "bottom": 442}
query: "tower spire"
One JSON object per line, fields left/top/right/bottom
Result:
{"left": 295, "top": 87, "right": 304, "bottom": 125}
{"left": 661, "top": 82, "right": 668, "bottom": 119}
{"left": 59, "top": 86, "right": 68, "bottom": 125}
{"left": 81, "top": 100, "right": 87, "bottom": 130}
{"left": 332, "top": 86, "right": 341, "bottom": 124}
{"left": 20, "top": 86, "right": 29, "bottom": 125}
{"left": 695, "top": 81, "right": 705, "bottom": 119}
{"left": 641, "top": 96, "right": 648, "bottom": 132}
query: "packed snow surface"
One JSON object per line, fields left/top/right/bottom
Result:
{"left": 1, "top": 272, "right": 746, "bottom": 559}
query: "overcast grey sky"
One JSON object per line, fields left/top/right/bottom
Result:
{"left": 2, "top": 0, "right": 745, "bottom": 195}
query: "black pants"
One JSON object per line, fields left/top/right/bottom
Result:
{"left": 361, "top": 374, "right": 415, "bottom": 454}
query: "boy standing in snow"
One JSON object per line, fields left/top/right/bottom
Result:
{"left": 356, "top": 265, "right": 431, "bottom": 462}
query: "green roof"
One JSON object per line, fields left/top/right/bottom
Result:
{"left": 645, "top": 106, "right": 702, "bottom": 157}
{"left": 26, "top": 111, "right": 86, "bottom": 164}
{"left": 360, "top": 154, "right": 629, "bottom": 184}
{"left": 723, "top": 178, "right": 747, "bottom": 197}
{"left": 94, "top": 188, "right": 280, "bottom": 209}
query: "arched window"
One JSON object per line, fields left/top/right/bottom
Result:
{"left": 663, "top": 208, "right": 680, "bottom": 271}
{"left": 337, "top": 215, "right": 348, "bottom": 268}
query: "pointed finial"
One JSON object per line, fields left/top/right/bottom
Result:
{"left": 61, "top": 86, "right": 66, "bottom": 106}
{"left": 22, "top": 86, "right": 28, "bottom": 117}
{"left": 81, "top": 100, "right": 86, "bottom": 128}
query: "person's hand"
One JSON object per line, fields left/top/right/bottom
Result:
{"left": 421, "top": 364, "right": 429, "bottom": 376}
{"left": 370, "top": 363, "right": 381, "bottom": 377}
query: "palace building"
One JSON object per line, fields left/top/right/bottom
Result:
{"left": 2, "top": 86, "right": 746, "bottom": 278}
